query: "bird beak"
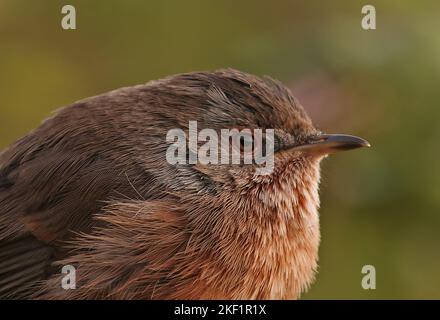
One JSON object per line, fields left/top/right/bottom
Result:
{"left": 288, "top": 134, "right": 371, "bottom": 156}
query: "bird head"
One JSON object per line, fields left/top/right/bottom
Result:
{"left": 153, "top": 69, "right": 369, "bottom": 202}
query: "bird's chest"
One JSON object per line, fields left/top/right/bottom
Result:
{"left": 252, "top": 201, "right": 320, "bottom": 298}
{"left": 241, "top": 169, "right": 321, "bottom": 299}
{"left": 198, "top": 162, "right": 322, "bottom": 299}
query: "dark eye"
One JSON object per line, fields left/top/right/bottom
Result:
{"left": 230, "top": 132, "right": 254, "bottom": 160}
{"left": 239, "top": 135, "right": 253, "bottom": 153}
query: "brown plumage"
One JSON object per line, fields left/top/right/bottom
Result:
{"left": 0, "top": 69, "right": 369, "bottom": 299}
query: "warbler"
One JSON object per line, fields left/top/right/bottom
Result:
{"left": 0, "top": 69, "right": 369, "bottom": 299}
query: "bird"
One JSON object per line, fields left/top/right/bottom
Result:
{"left": 0, "top": 69, "right": 369, "bottom": 299}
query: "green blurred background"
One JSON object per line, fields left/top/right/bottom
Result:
{"left": 0, "top": 1, "right": 439, "bottom": 299}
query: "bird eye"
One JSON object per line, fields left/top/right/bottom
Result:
{"left": 239, "top": 135, "right": 253, "bottom": 153}
{"left": 231, "top": 132, "right": 254, "bottom": 160}
{"left": 229, "top": 131, "right": 276, "bottom": 164}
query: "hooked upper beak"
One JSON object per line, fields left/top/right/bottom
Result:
{"left": 288, "top": 133, "right": 371, "bottom": 155}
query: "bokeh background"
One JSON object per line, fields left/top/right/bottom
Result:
{"left": 0, "top": 0, "right": 439, "bottom": 299}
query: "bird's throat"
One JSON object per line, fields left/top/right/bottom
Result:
{"left": 208, "top": 159, "right": 322, "bottom": 299}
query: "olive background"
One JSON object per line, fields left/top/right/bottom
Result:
{"left": 0, "top": 1, "right": 439, "bottom": 299}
